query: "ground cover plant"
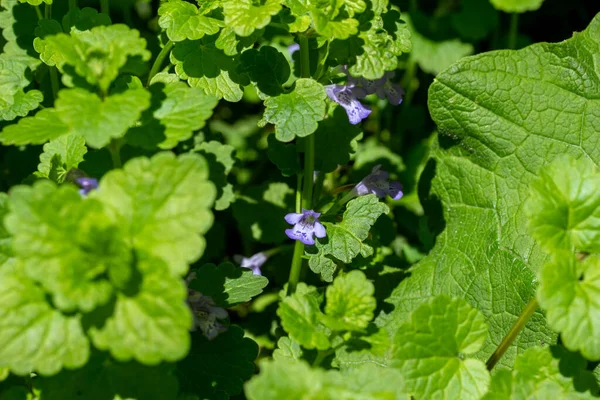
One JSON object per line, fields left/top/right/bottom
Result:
{"left": 0, "top": 0, "right": 599, "bottom": 398}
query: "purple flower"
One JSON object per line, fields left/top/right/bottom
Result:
{"left": 234, "top": 252, "right": 267, "bottom": 276}
{"left": 375, "top": 80, "right": 404, "bottom": 105}
{"left": 186, "top": 271, "right": 228, "bottom": 340}
{"left": 353, "top": 165, "right": 403, "bottom": 200}
{"left": 76, "top": 177, "right": 98, "bottom": 196}
{"left": 345, "top": 69, "right": 404, "bottom": 105}
{"left": 288, "top": 43, "right": 300, "bottom": 55}
{"left": 285, "top": 209, "right": 326, "bottom": 245}
{"left": 325, "top": 84, "right": 372, "bottom": 125}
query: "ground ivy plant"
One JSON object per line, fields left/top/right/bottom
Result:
{"left": 0, "top": 0, "right": 599, "bottom": 399}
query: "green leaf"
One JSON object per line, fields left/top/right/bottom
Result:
{"left": 0, "top": 194, "right": 11, "bottom": 265}
{"left": 171, "top": 36, "right": 245, "bottom": 102}
{"left": 238, "top": 46, "right": 291, "bottom": 96}
{"left": 0, "top": 261, "right": 90, "bottom": 376}
{"left": 158, "top": 1, "right": 221, "bottom": 42}
{"left": 313, "top": 194, "right": 389, "bottom": 264}
{"left": 312, "top": 10, "right": 359, "bottom": 40}
{"left": 88, "top": 255, "right": 193, "bottom": 364}
{"left": 126, "top": 82, "right": 218, "bottom": 150}
{"left": 189, "top": 262, "right": 268, "bottom": 308}
{"left": 222, "top": 0, "right": 282, "bottom": 37}
{"left": 195, "top": 140, "right": 237, "bottom": 211}
{"left": 308, "top": 254, "right": 337, "bottom": 283}
{"left": 267, "top": 135, "right": 301, "bottom": 177}
{"left": 17, "top": 0, "right": 51, "bottom": 5}
{"left": 5, "top": 181, "right": 129, "bottom": 313}
{"left": 277, "top": 283, "right": 331, "bottom": 350}
{"left": 0, "top": 54, "right": 43, "bottom": 121}
{"left": 489, "top": 0, "right": 544, "bottom": 13}
{"left": 538, "top": 253, "right": 600, "bottom": 361}
{"left": 451, "top": 0, "right": 498, "bottom": 41}
{"left": 36, "top": 134, "right": 87, "bottom": 182}
{"left": 95, "top": 152, "right": 216, "bottom": 276}
{"left": 176, "top": 326, "right": 259, "bottom": 398}
{"left": 272, "top": 336, "right": 304, "bottom": 362}
{"left": 61, "top": 7, "right": 112, "bottom": 33}
{"left": 323, "top": 270, "right": 376, "bottom": 331}
{"left": 34, "top": 24, "right": 151, "bottom": 92}
{"left": 383, "top": 12, "right": 600, "bottom": 370}
{"left": 36, "top": 354, "right": 179, "bottom": 400}
{"left": 0, "top": 108, "right": 68, "bottom": 145}
{"left": 259, "top": 78, "right": 327, "bottom": 142}
{"left": 525, "top": 156, "right": 600, "bottom": 254}
{"left": 391, "top": 296, "right": 490, "bottom": 400}
{"left": 482, "top": 347, "right": 597, "bottom": 399}
{"left": 0, "top": 89, "right": 43, "bottom": 122}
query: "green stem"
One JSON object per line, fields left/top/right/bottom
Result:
{"left": 401, "top": 59, "right": 417, "bottom": 107}
{"left": 49, "top": 67, "right": 59, "bottom": 101}
{"left": 312, "top": 349, "right": 333, "bottom": 367}
{"left": 34, "top": 5, "right": 43, "bottom": 20}
{"left": 295, "top": 173, "right": 302, "bottom": 212}
{"left": 324, "top": 189, "right": 357, "bottom": 216}
{"left": 68, "top": 0, "right": 77, "bottom": 9}
{"left": 100, "top": 0, "right": 109, "bottom": 16}
{"left": 146, "top": 40, "right": 174, "bottom": 87}
{"left": 44, "top": 3, "right": 51, "bottom": 19}
{"left": 108, "top": 140, "right": 122, "bottom": 169}
{"left": 508, "top": 13, "right": 518, "bottom": 50}
{"left": 486, "top": 297, "right": 538, "bottom": 370}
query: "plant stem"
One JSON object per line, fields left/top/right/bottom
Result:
{"left": 49, "top": 67, "right": 59, "bottom": 101}
{"left": 295, "top": 173, "right": 302, "bottom": 212}
{"left": 44, "top": 3, "right": 51, "bottom": 19}
{"left": 69, "top": 0, "right": 77, "bottom": 10}
{"left": 108, "top": 140, "right": 122, "bottom": 169}
{"left": 34, "top": 5, "right": 43, "bottom": 20}
{"left": 486, "top": 297, "right": 538, "bottom": 370}
{"left": 508, "top": 13, "right": 518, "bottom": 49}
{"left": 287, "top": 34, "right": 313, "bottom": 296}
{"left": 146, "top": 40, "right": 174, "bottom": 87}
{"left": 100, "top": 0, "right": 109, "bottom": 16}
{"left": 312, "top": 349, "right": 333, "bottom": 367}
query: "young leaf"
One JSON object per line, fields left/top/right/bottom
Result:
{"left": 277, "top": 283, "right": 331, "bottom": 350}
{"left": 189, "top": 262, "right": 268, "bottom": 308}
{"left": 88, "top": 255, "right": 193, "bottom": 365}
{"left": 538, "top": 253, "right": 600, "bottom": 361}
{"left": 158, "top": 1, "right": 221, "bottom": 42}
{"left": 0, "top": 261, "right": 90, "bottom": 376}
{"left": 322, "top": 270, "right": 376, "bottom": 331}
{"left": 222, "top": 0, "right": 282, "bottom": 37}
{"left": 94, "top": 152, "right": 216, "bottom": 276}
{"left": 36, "top": 134, "right": 87, "bottom": 182}
{"left": 525, "top": 156, "right": 600, "bottom": 254}
{"left": 259, "top": 78, "right": 327, "bottom": 142}
{"left": 391, "top": 296, "right": 490, "bottom": 400}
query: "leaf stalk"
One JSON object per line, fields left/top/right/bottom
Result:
{"left": 146, "top": 40, "right": 174, "bottom": 87}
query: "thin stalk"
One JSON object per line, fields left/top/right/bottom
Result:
{"left": 108, "top": 140, "right": 122, "bottom": 169}
{"left": 295, "top": 173, "right": 302, "bottom": 212}
{"left": 49, "top": 67, "right": 59, "bottom": 101}
{"left": 486, "top": 297, "right": 538, "bottom": 370}
{"left": 146, "top": 40, "right": 174, "bottom": 87}
{"left": 44, "top": 3, "right": 51, "bottom": 19}
{"left": 69, "top": 0, "right": 77, "bottom": 10}
{"left": 508, "top": 13, "right": 519, "bottom": 50}
{"left": 34, "top": 5, "right": 43, "bottom": 20}
{"left": 286, "top": 34, "right": 313, "bottom": 296}
{"left": 100, "top": 0, "right": 109, "bottom": 16}
{"left": 401, "top": 59, "right": 417, "bottom": 107}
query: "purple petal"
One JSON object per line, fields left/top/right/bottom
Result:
{"left": 325, "top": 84, "right": 345, "bottom": 102}
{"left": 354, "top": 181, "right": 370, "bottom": 196}
{"left": 385, "top": 83, "right": 404, "bottom": 105}
{"left": 375, "top": 86, "right": 386, "bottom": 101}
{"left": 285, "top": 212, "right": 304, "bottom": 225}
{"left": 342, "top": 99, "right": 371, "bottom": 125}
{"left": 288, "top": 43, "right": 300, "bottom": 55}
{"left": 387, "top": 181, "right": 404, "bottom": 200}
{"left": 313, "top": 222, "right": 326, "bottom": 238}
{"left": 350, "top": 85, "right": 368, "bottom": 98}
{"left": 302, "top": 209, "right": 321, "bottom": 219}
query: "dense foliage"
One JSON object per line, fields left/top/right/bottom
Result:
{"left": 0, "top": 0, "right": 599, "bottom": 399}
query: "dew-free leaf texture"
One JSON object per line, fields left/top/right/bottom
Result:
{"left": 238, "top": 46, "right": 290, "bottom": 96}
{"left": 391, "top": 296, "right": 490, "bottom": 400}
{"left": 189, "top": 262, "right": 268, "bottom": 308}
{"left": 259, "top": 78, "right": 327, "bottom": 142}
{"left": 0, "top": 108, "right": 68, "bottom": 145}
{"left": 0, "top": 261, "right": 90, "bottom": 376}
{"left": 88, "top": 256, "right": 192, "bottom": 365}
{"left": 222, "top": 0, "right": 282, "bottom": 37}
{"left": 95, "top": 152, "right": 216, "bottom": 276}
{"left": 382, "top": 12, "right": 600, "bottom": 369}
{"left": 0, "top": 89, "right": 43, "bottom": 121}
{"left": 490, "top": 0, "right": 544, "bottom": 13}
{"left": 158, "top": 1, "right": 221, "bottom": 42}
{"left": 323, "top": 270, "right": 376, "bottom": 331}
{"left": 525, "top": 156, "right": 600, "bottom": 253}
{"left": 538, "top": 253, "right": 600, "bottom": 361}
{"left": 36, "top": 134, "right": 87, "bottom": 182}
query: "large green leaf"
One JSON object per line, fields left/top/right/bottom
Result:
{"left": 323, "top": 270, "right": 376, "bottom": 331}
{"left": 382, "top": 13, "right": 600, "bottom": 369}
{"left": 222, "top": 0, "right": 281, "bottom": 37}
{"left": 158, "top": 1, "right": 221, "bottom": 42}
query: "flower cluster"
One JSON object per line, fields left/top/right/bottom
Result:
{"left": 234, "top": 252, "right": 268, "bottom": 276}
{"left": 284, "top": 209, "right": 326, "bottom": 245}
{"left": 325, "top": 69, "right": 404, "bottom": 125}
{"left": 186, "top": 272, "right": 228, "bottom": 340}
{"left": 353, "top": 165, "right": 404, "bottom": 200}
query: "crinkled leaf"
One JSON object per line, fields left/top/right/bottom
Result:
{"left": 88, "top": 255, "right": 193, "bottom": 364}
{"left": 525, "top": 156, "right": 600, "bottom": 254}
{"left": 5, "top": 182, "right": 129, "bottom": 313}
{"left": 189, "top": 262, "right": 268, "bottom": 308}
{"left": 308, "top": 254, "right": 337, "bottom": 283}
{"left": 238, "top": 46, "right": 290, "bottom": 96}
{"left": 538, "top": 253, "right": 600, "bottom": 361}
{"left": 176, "top": 326, "right": 258, "bottom": 398}
{"left": 36, "top": 134, "right": 87, "bottom": 182}
{"left": 158, "top": 1, "right": 221, "bottom": 42}
{"left": 94, "top": 152, "right": 216, "bottom": 276}
{"left": 258, "top": 78, "right": 326, "bottom": 142}
{"left": 171, "top": 36, "right": 245, "bottom": 102}
{"left": 61, "top": 7, "right": 111, "bottom": 33}
{"left": 0, "top": 262, "right": 90, "bottom": 376}
{"left": 277, "top": 283, "right": 331, "bottom": 350}
{"left": 391, "top": 296, "right": 490, "bottom": 400}
{"left": 323, "top": 270, "right": 376, "bottom": 331}
{"left": 489, "top": 0, "right": 544, "bottom": 13}
{"left": 0, "top": 108, "right": 68, "bottom": 145}
{"left": 0, "top": 89, "right": 43, "bottom": 121}
{"left": 195, "top": 140, "right": 237, "bottom": 210}
{"left": 272, "top": 336, "right": 304, "bottom": 362}
{"left": 127, "top": 81, "right": 218, "bottom": 150}
{"left": 311, "top": 10, "right": 359, "bottom": 40}
{"left": 222, "top": 0, "right": 282, "bottom": 37}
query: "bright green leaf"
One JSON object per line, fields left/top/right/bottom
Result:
{"left": 0, "top": 194, "right": 10, "bottom": 266}
{"left": 391, "top": 296, "right": 490, "bottom": 400}
{"left": 308, "top": 254, "right": 337, "bottom": 283}
{"left": 36, "top": 134, "right": 87, "bottom": 182}
{"left": 0, "top": 89, "right": 43, "bottom": 121}
{"left": 0, "top": 108, "right": 68, "bottom": 145}
{"left": 94, "top": 152, "right": 216, "bottom": 276}
{"left": 259, "top": 78, "right": 327, "bottom": 142}
{"left": 272, "top": 336, "right": 304, "bottom": 362}
{"left": 323, "top": 270, "right": 376, "bottom": 331}
{"left": 222, "top": 0, "right": 282, "bottom": 37}
{"left": 158, "top": 1, "right": 221, "bottom": 42}
{"left": 17, "top": 0, "right": 51, "bottom": 5}
{"left": 195, "top": 140, "right": 237, "bottom": 210}
{"left": 489, "top": 0, "right": 544, "bottom": 13}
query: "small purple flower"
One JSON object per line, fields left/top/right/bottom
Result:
{"left": 285, "top": 209, "right": 326, "bottom": 245}
{"left": 353, "top": 165, "right": 403, "bottom": 200}
{"left": 288, "top": 43, "right": 300, "bottom": 55}
{"left": 76, "top": 177, "right": 98, "bottom": 196}
{"left": 344, "top": 69, "right": 404, "bottom": 105}
{"left": 186, "top": 271, "right": 228, "bottom": 340}
{"left": 234, "top": 252, "right": 267, "bottom": 276}
{"left": 375, "top": 80, "right": 404, "bottom": 105}
{"left": 325, "top": 84, "right": 372, "bottom": 125}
